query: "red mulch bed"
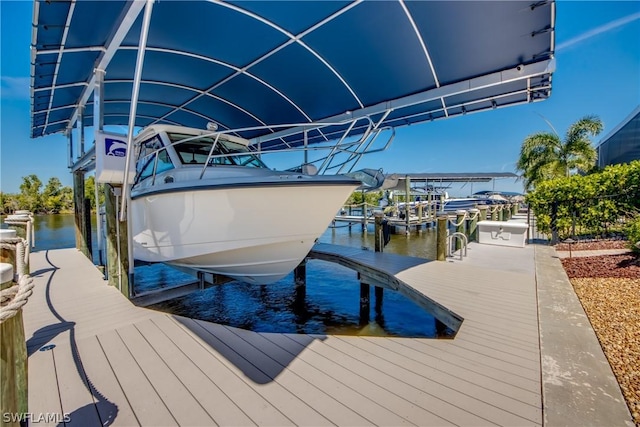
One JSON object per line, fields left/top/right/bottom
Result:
{"left": 561, "top": 254, "right": 640, "bottom": 279}
{"left": 556, "top": 239, "right": 640, "bottom": 279}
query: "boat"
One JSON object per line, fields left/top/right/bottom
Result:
{"left": 437, "top": 196, "right": 492, "bottom": 212}
{"left": 129, "top": 124, "right": 360, "bottom": 284}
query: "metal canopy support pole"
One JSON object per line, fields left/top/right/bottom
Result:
{"left": 303, "top": 128, "right": 308, "bottom": 165}
{"left": 78, "top": 105, "right": 85, "bottom": 157}
{"left": 120, "top": 0, "right": 155, "bottom": 299}
{"left": 405, "top": 175, "right": 411, "bottom": 235}
{"left": 65, "top": 1, "right": 146, "bottom": 134}
{"left": 93, "top": 70, "right": 105, "bottom": 268}
{"left": 66, "top": 130, "right": 73, "bottom": 168}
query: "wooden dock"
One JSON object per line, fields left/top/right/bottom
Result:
{"left": 22, "top": 241, "right": 547, "bottom": 426}
{"left": 333, "top": 214, "right": 435, "bottom": 232}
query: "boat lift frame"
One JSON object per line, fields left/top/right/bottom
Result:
{"left": 62, "top": 1, "right": 555, "bottom": 298}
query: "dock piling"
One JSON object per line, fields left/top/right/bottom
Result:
{"left": 294, "top": 259, "right": 307, "bottom": 287}
{"left": 479, "top": 205, "right": 488, "bottom": 222}
{"left": 468, "top": 208, "right": 479, "bottom": 242}
{"left": 436, "top": 215, "right": 447, "bottom": 261}
{"left": 359, "top": 283, "right": 370, "bottom": 325}
{"left": 374, "top": 212, "right": 384, "bottom": 253}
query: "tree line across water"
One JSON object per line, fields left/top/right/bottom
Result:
{"left": 0, "top": 174, "right": 103, "bottom": 215}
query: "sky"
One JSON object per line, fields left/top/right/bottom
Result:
{"left": 1, "top": 1, "right": 639, "bottom": 197}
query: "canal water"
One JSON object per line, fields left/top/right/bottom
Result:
{"left": 10, "top": 214, "right": 449, "bottom": 338}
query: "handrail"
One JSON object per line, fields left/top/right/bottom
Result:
{"left": 447, "top": 232, "right": 468, "bottom": 260}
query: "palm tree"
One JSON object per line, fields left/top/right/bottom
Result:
{"left": 516, "top": 115, "right": 603, "bottom": 191}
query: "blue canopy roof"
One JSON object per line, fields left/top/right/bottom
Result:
{"left": 31, "top": 0, "right": 556, "bottom": 149}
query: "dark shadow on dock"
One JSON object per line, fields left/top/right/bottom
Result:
{"left": 174, "top": 315, "right": 324, "bottom": 384}
{"left": 28, "top": 250, "right": 119, "bottom": 426}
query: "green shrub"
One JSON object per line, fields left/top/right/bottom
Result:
{"left": 526, "top": 160, "right": 640, "bottom": 240}
{"left": 626, "top": 215, "right": 640, "bottom": 253}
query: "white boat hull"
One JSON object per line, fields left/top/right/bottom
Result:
{"left": 131, "top": 181, "right": 357, "bottom": 284}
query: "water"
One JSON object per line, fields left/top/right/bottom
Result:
{"left": 12, "top": 214, "right": 449, "bottom": 338}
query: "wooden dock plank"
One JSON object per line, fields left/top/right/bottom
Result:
{"left": 282, "top": 333, "right": 485, "bottom": 426}
{"left": 326, "top": 336, "right": 541, "bottom": 425}
{"left": 283, "top": 333, "right": 442, "bottom": 426}
{"left": 392, "top": 338, "right": 540, "bottom": 391}
{"left": 230, "top": 327, "right": 398, "bottom": 426}
{"left": 155, "top": 315, "right": 294, "bottom": 426}
{"left": 50, "top": 342, "right": 102, "bottom": 427}
{"left": 73, "top": 336, "right": 139, "bottom": 427}
{"left": 183, "top": 318, "right": 335, "bottom": 426}
{"left": 116, "top": 323, "right": 216, "bottom": 426}
{"left": 221, "top": 326, "right": 374, "bottom": 426}
{"left": 97, "top": 329, "right": 177, "bottom": 426}
{"left": 27, "top": 349, "right": 63, "bottom": 427}
{"left": 261, "top": 333, "right": 419, "bottom": 426}
{"left": 134, "top": 318, "right": 255, "bottom": 427}
{"left": 331, "top": 336, "right": 541, "bottom": 408}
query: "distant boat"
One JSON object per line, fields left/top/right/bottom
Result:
{"left": 130, "top": 125, "right": 360, "bottom": 284}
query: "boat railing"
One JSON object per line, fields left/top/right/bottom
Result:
{"left": 136, "top": 116, "right": 396, "bottom": 186}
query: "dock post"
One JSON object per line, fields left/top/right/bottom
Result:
{"left": 362, "top": 203, "right": 368, "bottom": 233}
{"left": 498, "top": 206, "right": 505, "bottom": 221}
{"left": 417, "top": 203, "right": 423, "bottom": 233}
{"left": 479, "top": 205, "right": 488, "bottom": 222}
{"left": 468, "top": 208, "right": 479, "bottom": 242}
{"left": 294, "top": 259, "right": 307, "bottom": 315}
{"left": 105, "top": 185, "right": 130, "bottom": 298}
{"left": 491, "top": 206, "right": 498, "bottom": 221}
{"left": 436, "top": 215, "right": 447, "bottom": 261}
{"left": 83, "top": 197, "right": 93, "bottom": 259}
{"left": 512, "top": 203, "right": 519, "bottom": 216}
{"left": 0, "top": 265, "right": 28, "bottom": 423}
{"left": 197, "top": 271, "right": 205, "bottom": 290}
{"left": 73, "top": 170, "right": 91, "bottom": 260}
{"left": 359, "top": 283, "right": 370, "bottom": 325}
{"left": 375, "top": 286, "right": 384, "bottom": 312}
{"left": 374, "top": 212, "right": 384, "bottom": 253}
{"left": 294, "top": 259, "right": 306, "bottom": 287}
{"left": 372, "top": 212, "right": 385, "bottom": 313}
{"left": 455, "top": 210, "right": 466, "bottom": 251}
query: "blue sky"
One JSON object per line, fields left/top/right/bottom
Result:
{"left": 1, "top": 1, "right": 639, "bottom": 196}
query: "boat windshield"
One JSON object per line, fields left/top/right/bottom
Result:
{"left": 167, "top": 133, "right": 267, "bottom": 168}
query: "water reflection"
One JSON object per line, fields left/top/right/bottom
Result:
{"left": 150, "top": 226, "right": 445, "bottom": 338}
{"left": 151, "top": 259, "right": 441, "bottom": 338}
{"left": 322, "top": 222, "right": 438, "bottom": 259}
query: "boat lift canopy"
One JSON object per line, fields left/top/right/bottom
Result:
{"left": 30, "top": 0, "right": 556, "bottom": 150}
{"left": 381, "top": 172, "right": 520, "bottom": 193}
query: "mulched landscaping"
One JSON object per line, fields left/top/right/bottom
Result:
{"left": 557, "top": 240, "right": 639, "bottom": 426}
{"left": 561, "top": 253, "right": 640, "bottom": 279}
